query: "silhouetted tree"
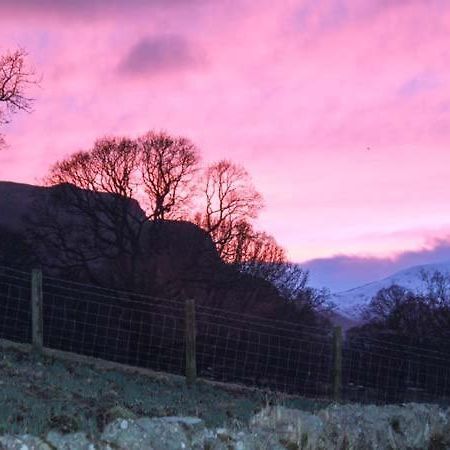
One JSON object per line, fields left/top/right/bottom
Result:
{"left": 46, "top": 136, "right": 139, "bottom": 197}
{"left": 347, "top": 274, "right": 450, "bottom": 402}
{"left": 361, "top": 273, "right": 450, "bottom": 338}
{"left": 191, "top": 161, "right": 333, "bottom": 320}
{"left": 138, "top": 131, "right": 200, "bottom": 220}
{"left": 0, "top": 48, "right": 37, "bottom": 147}
{"left": 194, "top": 160, "right": 263, "bottom": 262}
{"left": 240, "top": 260, "right": 333, "bottom": 314}
{"left": 230, "top": 220, "right": 285, "bottom": 264}
{"left": 419, "top": 268, "right": 450, "bottom": 308}
{"left": 362, "top": 284, "right": 411, "bottom": 325}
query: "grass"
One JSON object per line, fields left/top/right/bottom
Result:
{"left": 0, "top": 340, "right": 331, "bottom": 440}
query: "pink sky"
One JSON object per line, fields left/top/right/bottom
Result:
{"left": 2, "top": 0, "right": 450, "bottom": 276}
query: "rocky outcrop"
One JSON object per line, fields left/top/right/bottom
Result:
{"left": 0, "top": 403, "right": 449, "bottom": 449}
{"left": 0, "top": 181, "right": 300, "bottom": 320}
{"left": 0, "top": 181, "right": 222, "bottom": 288}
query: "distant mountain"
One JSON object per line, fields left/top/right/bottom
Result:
{"left": 332, "top": 260, "right": 450, "bottom": 320}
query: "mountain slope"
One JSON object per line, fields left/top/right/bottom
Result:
{"left": 332, "top": 260, "right": 450, "bottom": 319}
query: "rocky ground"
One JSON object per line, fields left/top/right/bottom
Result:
{"left": 2, "top": 344, "right": 450, "bottom": 449}
{"left": 0, "top": 343, "right": 329, "bottom": 445}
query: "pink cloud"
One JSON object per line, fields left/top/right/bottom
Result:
{"left": 0, "top": 0, "right": 205, "bottom": 21}
{"left": 1, "top": 0, "right": 450, "bottom": 263}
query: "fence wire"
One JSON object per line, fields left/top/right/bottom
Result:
{"left": 1, "top": 265, "right": 450, "bottom": 406}
{"left": 195, "top": 304, "right": 333, "bottom": 396}
{"left": 343, "top": 333, "right": 450, "bottom": 404}
{"left": 0, "top": 266, "right": 32, "bottom": 344}
{"left": 42, "top": 275, "right": 186, "bottom": 376}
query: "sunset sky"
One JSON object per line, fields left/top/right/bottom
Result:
{"left": 1, "top": 0, "right": 450, "bottom": 291}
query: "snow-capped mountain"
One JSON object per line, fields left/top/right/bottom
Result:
{"left": 332, "top": 260, "right": 450, "bottom": 320}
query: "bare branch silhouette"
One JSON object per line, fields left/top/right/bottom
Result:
{"left": 139, "top": 130, "right": 200, "bottom": 220}
{"left": 194, "top": 160, "right": 263, "bottom": 262}
{"left": 0, "top": 48, "right": 37, "bottom": 147}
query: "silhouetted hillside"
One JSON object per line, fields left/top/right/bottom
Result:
{"left": 0, "top": 181, "right": 329, "bottom": 325}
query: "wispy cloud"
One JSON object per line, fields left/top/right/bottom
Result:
{"left": 0, "top": 0, "right": 205, "bottom": 20}
{"left": 290, "top": 0, "right": 447, "bottom": 34}
{"left": 398, "top": 72, "right": 440, "bottom": 97}
{"left": 292, "top": 0, "right": 349, "bottom": 33}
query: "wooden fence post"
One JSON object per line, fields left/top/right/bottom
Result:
{"left": 185, "top": 298, "right": 197, "bottom": 387}
{"left": 333, "top": 326, "right": 343, "bottom": 403}
{"left": 31, "top": 268, "right": 44, "bottom": 354}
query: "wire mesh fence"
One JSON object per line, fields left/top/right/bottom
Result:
{"left": 195, "top": 304, "right": 333, "bottom": 396}
{"left": 42, "top": 272, "right": 186, "bottom": 375}
{"left": 343, "top": 332, "right": 450, "bottom": 405}
{"left": 0, "top": 266, "right": 32, "bottom": 344}
{"left": 1, "top": 264, "right": 450, "bottom": 406}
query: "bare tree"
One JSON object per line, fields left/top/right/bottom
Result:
{"left": 235, "top": 223, "right": 285, "bottom": 264}
{"left": 361, "top": 276, "right": 450, "bottom": 337}
{"left": 222, "top": 219, "right": 286, "bottom": 265}
{"left": 139, "top": 131, "right": 200, "bottom": 220}
{"left": 45, "top": 136, "right": 139, "bottom": 198}
{"left": 194, "top": 160, "right": 263, "bottom": 262}
{"left": 419, "top": 269, "right": 450, "bottom": 307}
{"left": 0, "top": 48, "right": 37, "bottom": 146}
{"left": 362, "top": 284, "right": 410, "bottom": 324}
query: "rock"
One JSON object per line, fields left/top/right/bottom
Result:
{"left": 1, "top": 402, "right": 450, "bottom": 449}
{"left": 159, "top": 416, "right": 204, "bottom": 434}
{"left": 230, "top": 430, "right": 286, "bottom": 450}
{"left": 250, "top": 405, "right": 325, "bottom": 449}
{"left": 0, "top": 433, "right": 52, "bottom": 449}
{"left": 191, "top": 427, "right": 285, "bottom": 450}
{"left": 97, "top": 413, "right": 295, "bottom": 450}
{"left": 101, "top": 416, "right": 204, "bottom": 450}
{"left": 46, "top": 430, "right": 95, "bottom": 450}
